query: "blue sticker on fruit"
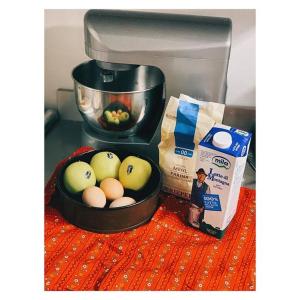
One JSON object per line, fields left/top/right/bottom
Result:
{"left": 203, "top": 194, "right": 222, "bottom": 211}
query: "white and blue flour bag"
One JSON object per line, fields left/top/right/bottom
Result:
{"left": 158, "top": 94, "right": 225, "bottom": 199}
{"left": 188, "top": 123, "right": 252, "bottom": 238}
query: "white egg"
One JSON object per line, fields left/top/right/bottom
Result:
{"left": 82, "top": 186, "right": 106, "bottom": 208}
{"left": 109, "top": 197, "right": 136, "bottom": 208}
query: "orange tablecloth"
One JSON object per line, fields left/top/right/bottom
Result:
{"left": 45, "top": 146, "right": 256, "bottom": 291}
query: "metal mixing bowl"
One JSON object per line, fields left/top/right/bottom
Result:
{"left": 72, "top": 60, "right": 165, "bottom": 137}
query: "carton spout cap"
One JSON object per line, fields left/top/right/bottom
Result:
{"left": 212, "top": 131, "right": 232, "bottom": 149}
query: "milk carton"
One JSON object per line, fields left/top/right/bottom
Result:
{"left": 187, "top": 124, "right": 252, "bottom": 239}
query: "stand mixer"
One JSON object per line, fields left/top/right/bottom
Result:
{"left": 72, "top": 10, "right": 232, "bottom": 162}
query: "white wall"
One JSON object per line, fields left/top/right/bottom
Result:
{"left": 45, "top": 9, "right": 255, "bottom": 108}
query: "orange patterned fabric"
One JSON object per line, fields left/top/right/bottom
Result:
{"left": 45, "top": 147, "right": 256, "bottom": 291}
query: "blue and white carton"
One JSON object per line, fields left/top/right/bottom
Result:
{"left": 188, "top": 124, "right": 252, "bottom": 238}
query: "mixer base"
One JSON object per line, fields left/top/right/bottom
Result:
{"left": 81, "top": 123, "right": 160, "bottom": 163}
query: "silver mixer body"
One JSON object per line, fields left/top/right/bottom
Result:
{"left": 74, "top": 10, "right": 232, "bottom": 162}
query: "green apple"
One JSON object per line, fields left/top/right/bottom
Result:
{"left": 119, "top": 156, "right": 152, "bottom": 191}
{"left": 63, "top": 161, "right": 96, "bottom": 193}
{"left": 90, "top": 151, "right": 121, "bottom": 181}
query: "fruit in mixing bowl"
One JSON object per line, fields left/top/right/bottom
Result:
{"left": 104, "top": 111, "right": 114, "bottom": 122}
{"left": 119, "top": 156, "right": 152, "bottom": 191}
{"left": 103, "top": 103, "right": 131, "bottom": 126}
{"left": 90, "top": 151, "right": 121, "bottom": 181}
{"left": 119, "top": 111, "right": 130, "bottom": 122}
{"left": 63, "top": 161, "right": 96, "bottom": 193}
{"left": 104, "top": 109, "right": 130, "bottom": 125}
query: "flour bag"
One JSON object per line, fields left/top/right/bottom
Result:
{"left": 158, "top": 94, "right": 225, "bottom": 199}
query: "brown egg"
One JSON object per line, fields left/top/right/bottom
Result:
{"left": 100, "top": 178, "right": 124, "bottom": 201}
{"left": 82, "top": 186, "right": 106, "bottom": 208}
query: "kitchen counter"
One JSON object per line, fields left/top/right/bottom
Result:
{"left": 45, "top": 120, "right": 255, "bottom": 189}
{"left": 45, "top": 120, "right": 82, "bottom": 184}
